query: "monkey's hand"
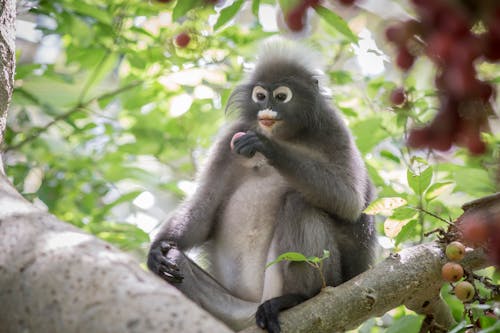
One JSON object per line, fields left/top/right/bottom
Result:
{"left": 232, "top": 131, "right": 273, "bottom": 158}
{"left": 147, "top": 241, "right": 184, "bottom": 283}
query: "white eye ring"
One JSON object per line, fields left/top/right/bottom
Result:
{"left": 252, "top": 86, "right": 268, "bottom": 103}
{"left": 273, "top": 86, "right": 292, "bottom": 103}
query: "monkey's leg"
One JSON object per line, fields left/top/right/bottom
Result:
{"left": 256, "top": 192, "right": 343, "bottom": 333}
{"left": 157, "top": 245, "right": 259, "bottom": 331}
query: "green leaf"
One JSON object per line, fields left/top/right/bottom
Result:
{"left": 214, "top": 0, "right": 245, "bottom": 31}
{"left": 395, "top": 219, "right": 418, "bottom": 245}
{"left": 352, "top": 117, "right": 389, "bottom": 154}
{"left": 424, "top": 181, "right": 454, "bottom": 202}
{"left": 329, "top": 70, "right": 353, "bottom": 85}
{"left": 251, "top": 0, "right": 260, "bottom": 16}
{"left": 172, "top": 0, "right": 201, "bottom": 21}
{"left": 313, "top": 5, "right": 358, "bottom": 43}
{"left": 380, "top": 150, "right": 400, "bottom": 163}
{"left": 407, "top": 166, "right": 433, "bottom": 195}
{"left": 266, "top": 251, "right": 309, "bottom": 268}
{"left": 391, "top": 206, "right": 418, "bottom": 220}
{"left": 62, "top": 1, "right": 112, "bottom": 25}
{"left": 364, "top": 197, "right": 407, "bottom": 216}
{"left": 385, "top": 315, "right": 423, "bottom": 333}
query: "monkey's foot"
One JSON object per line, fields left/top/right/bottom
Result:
{"left": 256, "top": 294, "right": 308, "bottom": 333}
{"left": 147, "top": 241, "right": 184, "bottom": 283}
{"left": 256, "top": 301, "right": 282, "bottom": 333}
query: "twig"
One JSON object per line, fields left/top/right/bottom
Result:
{"left": 3, "top": 80, "right": 141, "bottom": 152}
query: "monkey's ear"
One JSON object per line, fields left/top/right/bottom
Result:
{"left": 225, "top": 84, "right": 252, "bottom": 116}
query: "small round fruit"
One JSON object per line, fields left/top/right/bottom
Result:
{"left": 285, "top": 6, "right": 306, "bottom": 32}
{"left": 390, "top": 87, "right": 406, "bottom": 106}
{"left": 445, "top": 241, "right": 466, "bottom": 261}
{"left": 230, "top": 132, "right": 246, "bottom": 150}
{"left": 175, "top": 32, "right": 191, "bottom": 48}
{"left": 454, "top": 281, "right": 475, "bottom": 302}
{"left": 396, "top": 47, "right": 415, "bottom": 71}
{"left": 441, "top": 262, "right": 464, "bottom": 282}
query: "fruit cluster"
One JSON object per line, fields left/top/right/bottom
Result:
{"left": 441, "top": 241, "right": 476, "bottom": 302}
{"left": 386, "top": 0, "right": 499, "bottom": 155}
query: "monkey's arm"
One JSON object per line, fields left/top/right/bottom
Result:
{"left": 152, "top": 125, "right": 244, "bottom": 250}
{"left": 162, "top": 245, "right": 259, "bottom": 330}
{"left": 233, "top": 132, "right": 367, "bottom": 221}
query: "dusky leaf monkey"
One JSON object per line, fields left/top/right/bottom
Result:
{"left": 148, "top": 39, "right": 376, "bottom": 333}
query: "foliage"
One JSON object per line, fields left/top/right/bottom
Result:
{"left": 5, "top": 0, "right": 500, "bottom": 331}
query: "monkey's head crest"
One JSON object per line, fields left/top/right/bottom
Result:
{"left": 253, "top": 37, "right": 325, "bottom": 78}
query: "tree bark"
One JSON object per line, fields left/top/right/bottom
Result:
{"left": 0, "top": 173, "right": 233, "bottom": 333}
{"left": 0, "top": 0, "right": 16, "bottom": 174}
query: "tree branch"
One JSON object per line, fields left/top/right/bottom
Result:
{"left": 0, "top": 173, "right": 233, "bottom": 333}
{"left": 240, "top": 242, "right": 488, "bottom": 333}
{"left": 238, "top": 195, "right": 497, "bottom": 333}
{"left": 3, "top": 80, "right": 141, "bottom": 152}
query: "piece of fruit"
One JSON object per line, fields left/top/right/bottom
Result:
{"left": 445, "top": 241, "right": 466, "bottom": 261}
{"left": 230, "top": 132, "right": 246, "bottom": 150}
{"left": 175, "top": 32, "right": 191, "bottom": 48}
{"left": 441, "top": 262, "right": 464, "bottom": 282}
{"left": 390, "top": 87, "right": 406, "bottom": 106}
{"left": 454, "top": 281, "right": 475, "bottom": 302}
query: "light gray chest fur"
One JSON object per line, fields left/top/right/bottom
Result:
{"left": 210, "top": 153, "right": 288, "bottom": 302}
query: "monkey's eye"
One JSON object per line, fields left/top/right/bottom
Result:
{"left": 273, "top": 86, "right": 292, "bottom": 103}
{"left": 252, "top": 86, "right": 268, "bottom": 103}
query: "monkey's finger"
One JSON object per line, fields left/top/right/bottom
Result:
{"left": 157, "top": 256, "right": 179, "bottom": 271}
{"left": 159, "top": 240, "right": 176, "bottom": 254}
{"left": 159, "top": 264, "right": 184, "bottom": 281}
{"left": 160, "top": 270, "right": 184, "bottom": 283}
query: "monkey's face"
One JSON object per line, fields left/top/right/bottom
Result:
{"left": 246, "top": 80, "right": 318, "bottom": 140}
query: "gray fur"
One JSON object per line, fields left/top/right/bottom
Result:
{"left": 148, "top": 41, "right": 376, "bottom": 333}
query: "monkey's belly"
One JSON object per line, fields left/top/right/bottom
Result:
{"left": 211, "top": 171, "right": 287, "bottom": 302}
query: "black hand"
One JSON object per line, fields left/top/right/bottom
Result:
{"left": 256, "top": 301, "right": 282, "bottom": 333}
{"left": 147, "top": 241, "right": 184, "bottom": 283}
{"left": 255, "top": 294, "right": 307, "bottom": 333}
{"left": 233, "top": 131, "right": 273, "bottom": 158}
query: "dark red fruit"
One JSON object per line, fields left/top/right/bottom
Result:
{"left": 396, "top": 47, "right": 415, "bottom": 71}
{"left": 390, "top": 87, "right": 406, "bottom": 106}
{"left": 443, "top": 65, "right": 477, "bottom": 98}
{"left": 426, "top": 33, "right": 454, "bottom": 63}
{"left": 408, "top": 128, "right": 432, "bottom": 148}
{"left": 338, "top": 0, "right": 355, "bottom": 6}
{"left": 175, "top": 32, "right": 191, "bottom": 48}
{"left": 285, "top": 3, "right": 308, "bottom": 32}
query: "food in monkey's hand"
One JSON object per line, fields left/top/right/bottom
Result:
{"left": 230, "top": 132, "right": 247, "bottom": 150}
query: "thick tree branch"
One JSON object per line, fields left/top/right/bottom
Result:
{"left": 0, "top": 174, "right": 233, "bottom": 333}
{"left": 240, "top": 242, "right": 488, "bottom": 333}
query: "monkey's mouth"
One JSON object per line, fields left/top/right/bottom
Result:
{"left": 258, "top": 109, "right": 280, "bottom": 128}
{"left": 258, "top": 118, "right": 280, "bottom": 128}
